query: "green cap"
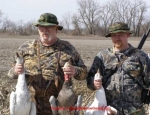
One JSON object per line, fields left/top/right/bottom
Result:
{"left": 33, "top": 13, "right": 63, "bottom": 30}
{"left": 105, "top": 22, "right": 132, "bottom": 37}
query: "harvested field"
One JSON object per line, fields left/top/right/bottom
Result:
{"left": 0, "top": 35, "right": 150, "bottom": 114}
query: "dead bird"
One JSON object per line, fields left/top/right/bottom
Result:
{"left": 49, "top": 60, "right": 82, "bottom": 115}
{"left": 85, "top": 69, "right": 117, "bottom": 115}
{"left": 10, "top": 52, "right": 36, "bottom": 115}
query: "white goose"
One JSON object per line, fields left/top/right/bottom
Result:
{"left": 85, "top": 69, "right": 117, "bottom": 115}
{"left": 10, "top": 52, "right": 36, "bottom": 115}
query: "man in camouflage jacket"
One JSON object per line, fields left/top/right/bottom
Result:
{"left": 86, "top": 22, "right": 150, "bottom": 115}
{"left": 8, "top": 13, "right": 87, "bottom": 115}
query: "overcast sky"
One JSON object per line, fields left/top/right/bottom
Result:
{"left": 0, "top": 0, "right": 149, "bottom": 24}
{"left": 0, "top": 0, "right": 109, "bottom": 23}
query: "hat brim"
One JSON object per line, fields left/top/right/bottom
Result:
{"left": 105, "top": 30, "right": 132, "bottom": 37}
{"left": 33, "top": 22, "right": 63, "bottom": 30}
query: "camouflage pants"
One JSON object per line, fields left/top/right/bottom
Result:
{"left": 116, "top": 107, "right": 146, "bottom": 115}
{"left": 29, "top": 78, "right": 63, "bottom": 115}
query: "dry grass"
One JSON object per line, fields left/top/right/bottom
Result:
{"left": 0, "top": 35, "right": 150, "bottom": 114}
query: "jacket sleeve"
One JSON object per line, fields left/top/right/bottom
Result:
{"left": 7, "top": 53, "right": 18, "bottom": 79}
{"left": 7, "top": 49, "right": 23, "bottom": 79}
{"left": 86, "top": 55, "right": 104, "bottom": 90}
{"left": 64, "top": 41, "right": 88, "bottom": 80}
{"left": 140, "top": 53, "right": 150, "bottom": 87}
{"left": 8, "top": 67, "right": 18, "bottom": 79}
{"left": 71, "top": 51, "right": 87, "bottom": 80}
{"left": 73, "top": 60, "right": 87, "bottom": 80}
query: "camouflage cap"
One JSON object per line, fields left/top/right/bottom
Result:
{"left": 33, "top": 13, "right": 63, "bottom": 30}
{"left": 105, "top": 22, "right": 132, "bottom": 37}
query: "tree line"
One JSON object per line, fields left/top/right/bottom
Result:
{"left": 0, "top": 0, "right": 150, "bottom": 37}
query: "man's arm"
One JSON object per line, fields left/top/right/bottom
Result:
{"left": 66, "top": 42, "right": 88, "bottom": 80}
{"left": 7, "top": 50, "right": 24, "bottom": 79}
{"left": 72, "top": 54, "right": 87, "bottom": 80}
{"left": 8, "top": 66, "right": 18, "bottom": 79}
{"left": 86, "top": 56, "right": 103, "bottom": 90}
{"left": 142, "top": 53, "right": 150, "bottom": 86}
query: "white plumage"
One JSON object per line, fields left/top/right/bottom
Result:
{"left": 10, "top": 53, "right": 36, "bottom": 115}
{"left": 85, "top": 69, "right": 117, "bottom": 115}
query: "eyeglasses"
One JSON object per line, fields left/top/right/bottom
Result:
{"left": 38, "top": 26, "right": 55, "bottom": 31}
{"left": 111, "top": 32, "right": 128, "bottom": 38}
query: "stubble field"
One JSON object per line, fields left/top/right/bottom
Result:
{"left": 0, "top": 35, "right": 150, "bottom": 114}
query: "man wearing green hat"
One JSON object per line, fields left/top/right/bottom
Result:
{"left": 8, "top": 13, "right": 87, "bottom": 115}
{"left": 87, "top": 22, "right": 150, "bottom": 114}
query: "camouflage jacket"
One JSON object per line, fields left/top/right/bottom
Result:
{"left": 87, "top": 44, "right": 150, "bottom": 115}
{"left": 8, "top": 38, "right": 87, "bottom": 81}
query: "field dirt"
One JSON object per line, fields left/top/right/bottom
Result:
{"left": 0, "top": 35, "right": 150, "bottom": 115}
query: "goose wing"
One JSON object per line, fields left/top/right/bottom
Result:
{"left": 10, "top": 91, "right": 16, "bottom": 115}
{"left": 29, "top": 102, "right": 36, "bottom": 115}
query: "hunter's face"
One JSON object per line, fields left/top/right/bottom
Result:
{"left": 38, "top": 26, "right": 58, "bottom": 43}
{"left": 111, "top": 32, "right": 130, "bottom": 49}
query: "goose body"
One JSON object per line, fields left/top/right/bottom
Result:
{"left": 49, "top": 61, "right": 82, "bottom": 115}
{"left": 50, "top": 80, "right": 76, "bottom": 115}
{"left": 10, "top": 53, "right": 36, "bottom": 115}
{"left": 85, "top": 70, "right": 117, "bottom": 115}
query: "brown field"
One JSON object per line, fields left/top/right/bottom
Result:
{"left": 0, "top": 35, "right": 150, "bottom": 114}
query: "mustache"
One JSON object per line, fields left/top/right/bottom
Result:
{"left": 115, "top": 40, "right": 122, "bottom": 43}
{"left": 42, "top": 32, "right": 49, "bottom": 35}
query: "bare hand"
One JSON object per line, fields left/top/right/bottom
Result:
{"left": 106, "top": 106, "right": 117, "bottom": 115}
{"left": 94, "top": 80, "right": 102, "bottom": 89}
{"left": 63, "top": 65, "right": 76, "bottom": 77}
{"left": 14, "top": 63, "right": 24, "bottom": 74}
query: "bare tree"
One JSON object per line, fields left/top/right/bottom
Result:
{"left": 24, "top": 20, "right": 38, "bottom": 35}
{"left": 110, "top": 0, "right": 131, "bottom": 22}
{"left": 98, "top": 4, "right": 117, "bottom": 35}
{"left": 62, "top": 12, "right": 72, "bottom": 31}
{"left": 72, "top": 14, "right": 82, "bottom": 35}
{"left": 7, "top": 22, "right": 17, "bottom": 35}
{"left": 0, "top": 17, "right": 17, "bottom": 35}
{"left": 141, "top": 20, "right": 150, "bottom": 35}
{"left": 0, "top": 17, "right": 38, "bottom": 36}
{"left": 101, "top": 0, "right": 148, "bottom": 37}
{"left": 130, "top": 0, "right": 147, "bottom": 36}
{"left": 77, "top": 0, "right": 100, "bottom": 35}
{"left": 16, "top": 20, "right": 26, "bottom": 35}
{"left": 0, "top": 10, "right": 3, "bottom": 24}
{"left": 0, "top": 0, "right": 149, "bottom": 37}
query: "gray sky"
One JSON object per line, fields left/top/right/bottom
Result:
{"left": 0, "top": 0, "right": 149, "bottom": 24}
{"left": 0, "top": 0, "right": 108, "bottom": 22}
{"left": 0, "top": 0, "right": 109, "bottom": 23}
